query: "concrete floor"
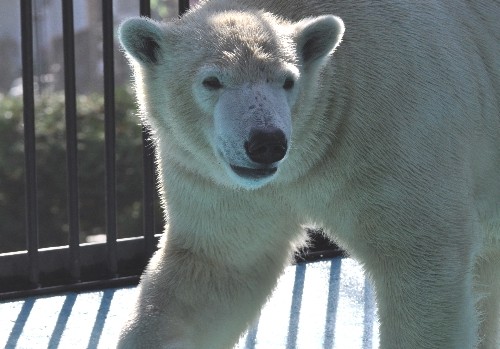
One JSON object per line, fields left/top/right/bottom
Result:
{"left": 0, "top": 258, "right": 379, "bottom": 349}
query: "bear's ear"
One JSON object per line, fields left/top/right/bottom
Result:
{"left": 293, "top": 15, "right": 344, "bottom": 67}
{"left": 118, "top": 17, "right": 166, "bottom": 66}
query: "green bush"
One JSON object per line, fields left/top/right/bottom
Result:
{"left": 0, "top": 88, "right": 163, "bottom": 253}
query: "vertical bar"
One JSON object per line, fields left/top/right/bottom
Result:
{"left": 179, "top": 0, "right": 190, "bottom": 15}
{"left": 20, "top": 0, "right": 40, "bottom": 287}
{"left": 102, "top": 0, "right": 117, "bottom": 276}
{"left": 140, "top": 0, "right": 156, "bottom": 258}
{"left": 140, "top": 0, "right": 151, "bottom": 16}
{"left": 61, "top": 0, "right": 81, "bottom": 282}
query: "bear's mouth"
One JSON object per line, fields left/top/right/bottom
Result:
{"left": 230, "top": 165, "right": 277, "bottom": 179}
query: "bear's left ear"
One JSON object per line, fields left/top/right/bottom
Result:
{"left": 118, "top": 17, "right": 166, "bottom": 66}
{"left": 293, "top": 15, "right": 345, "bottom": 68}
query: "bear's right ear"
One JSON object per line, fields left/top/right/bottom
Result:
{"left": 118, "top": 17, "right": 165, "bottom": 66}
{"left": 293, "top": 15, "right": 345, "bottom": 69}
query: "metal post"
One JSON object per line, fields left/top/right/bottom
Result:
{"left": 61, "top": 0, "right": 81, "bottom": 283}
{"left": 102, "top": 0, "right": 117, "bottom": 276}
{"left": 20, "top": 0, "right": 40, "bottom": 288}
{"left": 179, "top": 0, "right": 190, "bottom": 15}
{"left": 140, "top": 0, "right": 157, "bottom": 258}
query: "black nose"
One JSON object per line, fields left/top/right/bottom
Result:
{"left": 244, "top": 128, "right": 288, "bottom": 165}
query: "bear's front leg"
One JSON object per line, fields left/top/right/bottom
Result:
{"left": 365, "top": 230, "right": 480, "bottom": 349}
{"left": 117, "top": 225, "right": 297, "bottom": 349}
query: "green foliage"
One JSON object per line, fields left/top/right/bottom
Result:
{"left": 150, "top": 0, "right": 176, "bottom": 19}
{"left": 0, "top": 88, "right": 163, "bottom": 253}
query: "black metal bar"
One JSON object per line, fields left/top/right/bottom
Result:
{"left": 0, "top": 235, "right": 162, "bottom": 300}
{"left": 20, "top": 0, "right": 40, "bottom": 288}
{"left": 102, "top": 0, "right": 117, "bottom": 276}
{"left": 140, "top": 0, "right": 151, "bottom": 17}
{"left": 179, "top": 0, "right": 190, "bottom": 16}
{"left": 0, "top": 276, "right": 140, "bottom": 302}
{"left": 61, "top": 0, "right": 81, "bottom": 283}
{"left": 140, "top": 0, "right": 156, "bottom": 258}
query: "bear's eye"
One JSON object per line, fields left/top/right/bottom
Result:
{"left": 283, "top": 77, "right": 295, "bottom": 90}
{"left": 202, "top": 77, "right": 223, "bottom": 90}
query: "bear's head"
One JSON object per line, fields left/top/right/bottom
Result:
{"left": 119, "top": 5, "right": 344, "bottom": 189}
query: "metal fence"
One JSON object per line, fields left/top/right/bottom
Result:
{"left": 0, "top": 0, "right": 342, "bottom": 301}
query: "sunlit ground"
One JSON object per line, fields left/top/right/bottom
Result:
{"left": 0, "top": 258, "right": 379, "bottom": 349}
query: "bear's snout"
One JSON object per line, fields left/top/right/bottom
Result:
{"left": 244, "top": 128, "right": 288, "bottom": 165}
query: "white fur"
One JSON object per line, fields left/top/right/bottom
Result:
{"left": 117, "top": 1, "right": 500, "bottom": 348}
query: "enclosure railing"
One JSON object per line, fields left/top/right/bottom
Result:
{"left": 0, "top": 0, "right": 341, "bottom": 301}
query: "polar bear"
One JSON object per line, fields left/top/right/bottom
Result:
{"left": 117, "top": 0, "right": 500, "bottom": 348}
